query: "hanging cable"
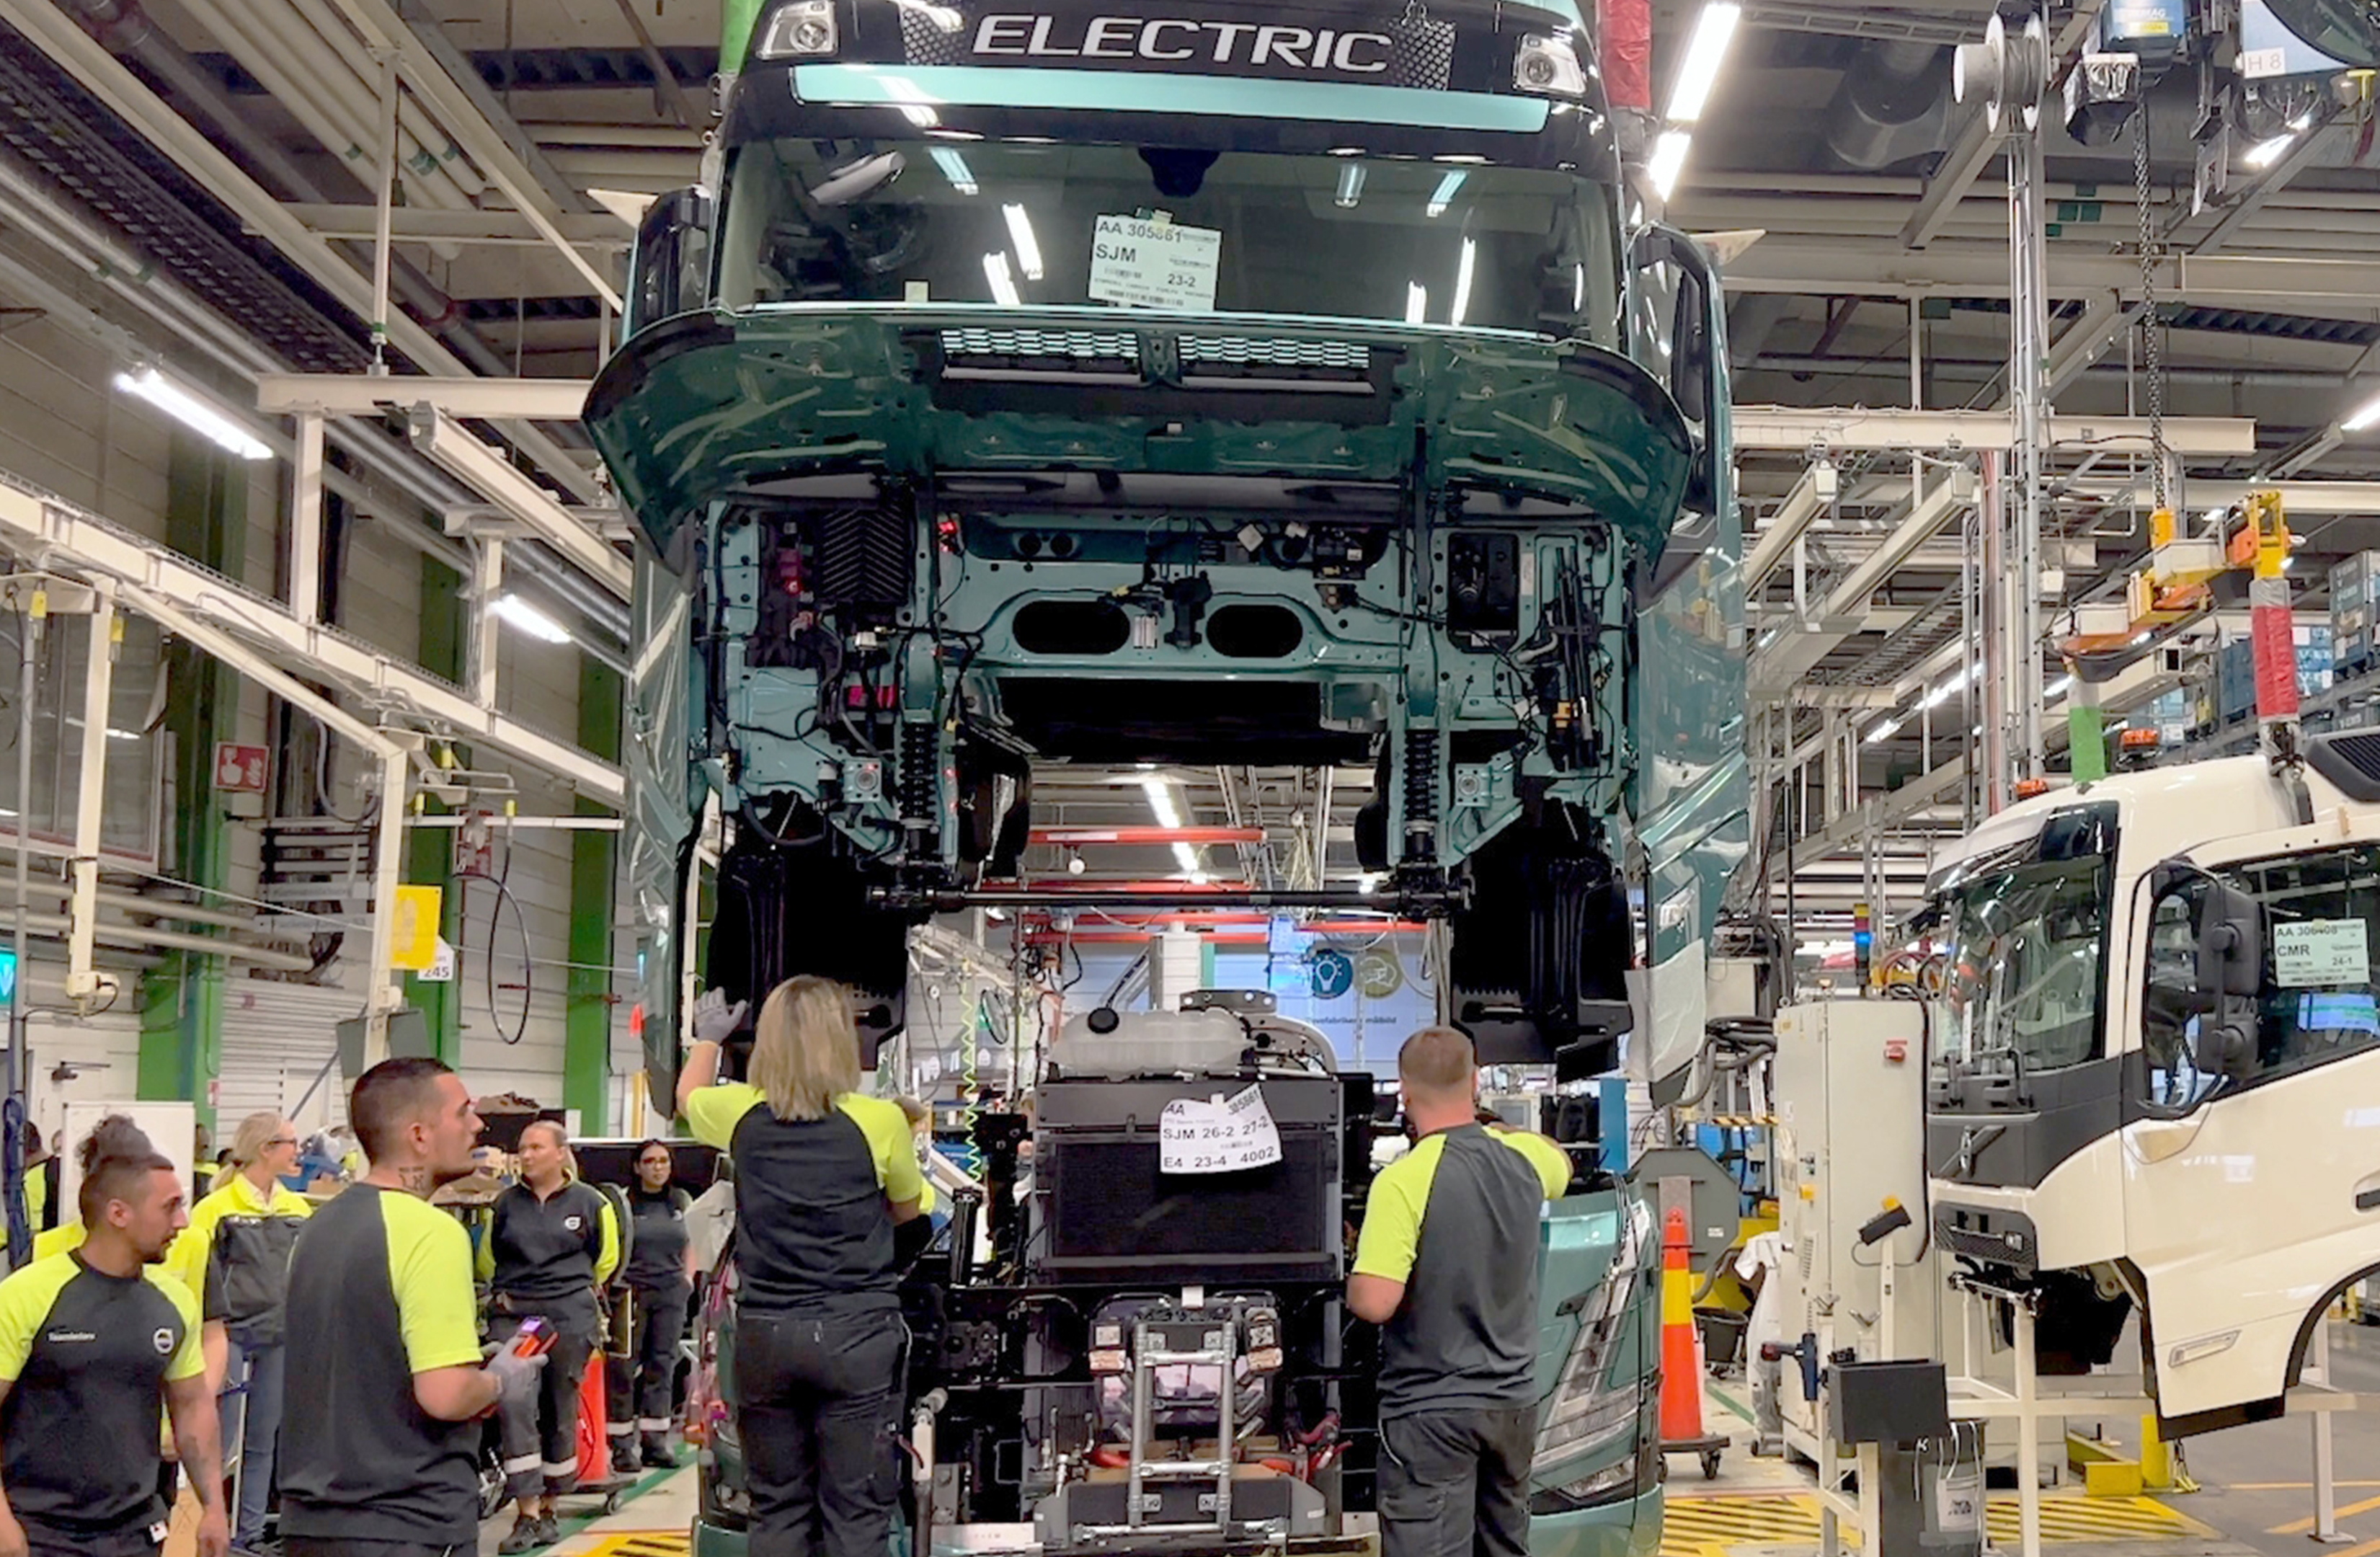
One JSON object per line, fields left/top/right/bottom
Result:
{"left": 2133, "top": 107, "right": 2169, "bottom": 515}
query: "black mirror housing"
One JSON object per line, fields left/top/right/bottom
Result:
{"left": 2198, "top": 882, "right": 2265, "bottom": 998}
{"left": 2146, "top": 859, "right": 2264, "bottom": 1000}
{"left": 629, "top": 185, "right": 716, "bottom": 337}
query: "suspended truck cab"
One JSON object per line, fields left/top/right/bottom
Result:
{"left": 587, "top": 0, "right": 1749, "bottom": 1084}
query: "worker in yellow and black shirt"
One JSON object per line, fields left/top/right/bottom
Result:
{"left": 280, "top": 1057, "right": 548, "bottom": 1557}
{"left": 478, "top": 1120, "right": 620, "bottom": 1554}
{"left": 1349, "top": 1028, "right": 1573, "bottom": 1557}
{"left": 678, "top": 978, "right": 925, "bottom": 1557}
{"left": 0, "top": 1116, "right": 227, "bottom": 1557}
{"left": 169, "top": 1112, "right": 311, "bottom": 1551}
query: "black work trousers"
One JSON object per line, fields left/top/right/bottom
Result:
{"left": 490, "top": 1314, "right": 594, "bottom": 1499}
{"left": 606, "top": 1285, "right": 690, "bottom": 1449}
{"left": 1377, "top": 1404, "right": 1535, "bottom": 1557}
{"left": 285, "top": 1540, "right": 469, "bottom": 1557}
{"left": 734, "top": 1308, "right": 905, "bottom": 1557}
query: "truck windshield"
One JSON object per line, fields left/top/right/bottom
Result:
{"left": 715, "top": 138, "right": 1621, "bottom": 345}
{"left": 1934, "top": 854, "right": 2112, "bottom": 1074}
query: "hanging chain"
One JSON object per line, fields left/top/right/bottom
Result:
{"left": 2133, "top": 106, "right": 2169, "bottom": 514}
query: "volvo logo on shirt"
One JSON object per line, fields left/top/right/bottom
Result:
{"left": 564, "top": 1215, "right": 585, "bottom": 1232}
{"left": 897, "top": 3, "right": 1457, "bottom": 89}
{"left": 152, "top": 1328, "right": 174, "bottom": 1356}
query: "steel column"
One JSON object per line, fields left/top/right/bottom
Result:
{"left": 469, "top": 537, "right": 505, "bottom": 706}
{"left": 565, "top": 653, "right": 623, "bottom": 1133}
{"left": 64, "top": 587, "right": 116, "bottom": 1004}
{"left": 290, "top": 413, "right": 325, "bottom": 625}
{"left": 2007, "top": 128, "right": 2050, "bottom": 783}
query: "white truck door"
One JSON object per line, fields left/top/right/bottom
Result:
{"left": 2123, "top": 833, "right": 2380, "bottom": 1429}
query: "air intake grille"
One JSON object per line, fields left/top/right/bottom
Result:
{"left": 1932, "top": 1218, "right": 2035, "bottom": 1273}
{"left": 1179, "top": 336, "right": 1369, "bottom": 369}
{"left": 938, "top": 327, "right": 1137, "bottom": 362}
{"left": 811, "top": 507, "right": 911, "bottom": 609}
{"left": 2309, "top": 731, "right": 2380, "bottom": 802}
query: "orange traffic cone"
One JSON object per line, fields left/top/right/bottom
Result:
{"left": 1658, "top": 1205, "right": 1727, "bottom": 1479}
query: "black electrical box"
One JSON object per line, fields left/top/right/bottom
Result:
{"left": 1828, "top": 1359, "right": 1950, "bottom": 1446}
{"left": 1447, "top": 532, "right": 1520, "bottom": 641}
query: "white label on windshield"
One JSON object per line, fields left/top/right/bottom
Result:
{"left": 1089, "top": 215, "right": 1221, "bottom": 312}
{"left": 2274, "top": 918, "right": 2368, "bottom": 987}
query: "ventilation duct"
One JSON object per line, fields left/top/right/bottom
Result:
{"left": 1824, "top": 40, "right": 1953, "bottom": 170}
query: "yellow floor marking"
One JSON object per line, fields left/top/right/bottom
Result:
{"left": 2269, "top": 1491, "right": 2380, "bottom": 1535}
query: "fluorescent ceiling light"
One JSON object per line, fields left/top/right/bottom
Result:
{"left": 2243, "top": 133, "right": 2294, "bottom": 168}
{"left": 1187, "top": 869, "right": 1210, "bottom": 886}
{"left": 929, "top": 147, "right": 977, "bottom": 194}
{"left": 1425, "top": 171, "right": 1466, "bottom": 217}
{"left": 1449, "top": 238, "right": 1477, "bottom": 327}
{"left": 1140, "top": 776, "right": 1182, "bottom": 830}
{"left": 2046, "top": 675, "right": 2072, "bottom": 701}
{"left": 492, "top": 593, "right": 572, "bottom": 644}
{"left": 1405, "top": 283, "right": 1429, "bottom": 324}
{"left": 1666, "top": 2, "right": 1743, "bottom": 125}
{"left": 981, "top": 250, "right": 1021, "bottom": 306}
{"left": 1000, "top": 203, "right": 1043, "bottom": 280}
{"left": 1171, "top": 840, "right": 1202, "bottom": 876}
{"left": 113, "top": 368, "right": 270, "bottom": 461}
{"left": 2343, "top": 391, "right": 2380, "bottom": 432}
{"left": 1358, "top": 871, "right": 1385, "bottom": 894}
{"left": 1865, "top": 717, "right": 1904, "bottom": 744}
{"left": 106, "top": 727, "right": 141, "bottom": 742}
{"left": 1648, "top": 130, "right": 1693, "bottom": 199}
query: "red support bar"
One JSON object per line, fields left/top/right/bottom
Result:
{"left": 1017, "top": 878, "right": 1245, "bottom": 894}
{"left": 1029, "top": 930, "right": 1271, "bottom": 946}
{"left": 1029, "top": 826, "right": 1266, "bottom": 846}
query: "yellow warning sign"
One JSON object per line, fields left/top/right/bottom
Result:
{"left": 389, "top": 884, "right": 443, "bottom": 972}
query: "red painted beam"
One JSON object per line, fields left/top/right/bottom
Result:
{"left": 1030, "top": 929, "right": 1272, "bottom": 945}
{"left": 1030, "top": 825, "right": 1265, "bottom": 846}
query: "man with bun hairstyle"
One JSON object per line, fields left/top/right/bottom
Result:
{"left": 0, "top": 1115, "right": 227, "bottom": 1557}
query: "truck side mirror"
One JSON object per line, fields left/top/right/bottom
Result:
{"left": 1628, "top": 226, "right": 1724, "bottom": 527}
{"left": 628, "top": 185, "right": 716, "bottom": 337}
{"left": 2144, "top": 860, "right": 2263, "bottom": 1089}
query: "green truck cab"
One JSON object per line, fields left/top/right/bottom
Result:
{"left": 590, "top": 0, "right": 1745, "bottom": 1080}
{"left": 589, "top": 3, "right": 1743, "bottom": 1547}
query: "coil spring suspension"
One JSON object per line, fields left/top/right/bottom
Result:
{"left": 900, "top": 722, "right": 940, "bottom": 838}
{"left": 1402, "top": 728, "right": 1440, "bottom": 864}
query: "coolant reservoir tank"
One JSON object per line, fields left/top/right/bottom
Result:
{"left": 1050, "top": 1007, "right": 1251, "bottom": 1078}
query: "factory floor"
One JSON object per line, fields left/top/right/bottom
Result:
{"left": 505, "top": 1326, "right": 2380, "bottom": 1557}
{"left": 1672, "top": 1318, "right": 2380, "bottom": 1557}
{"left": 473, "top": 1462, "right": 698, "bottom": 1557}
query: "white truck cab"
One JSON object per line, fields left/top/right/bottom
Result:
{"left": 1920, "top": 733, "right": 2380, "bottom": 1435}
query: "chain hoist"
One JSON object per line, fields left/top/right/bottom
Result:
{"left": 2133, "top": 109, "right": 2170, "bottom": 518}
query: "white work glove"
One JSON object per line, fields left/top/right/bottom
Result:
{"left": 486, "top": 1339, "right": 549, "bottom": 1406}
{"left": 692, "top": 989, "right": 750, "bottom": 1046}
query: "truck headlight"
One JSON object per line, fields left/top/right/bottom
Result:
{"left": 1514, "top": 33, "right": 1587, "bottom": 97}
{"left": 755, "top": 0, "right": 838, "bottom": 58}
